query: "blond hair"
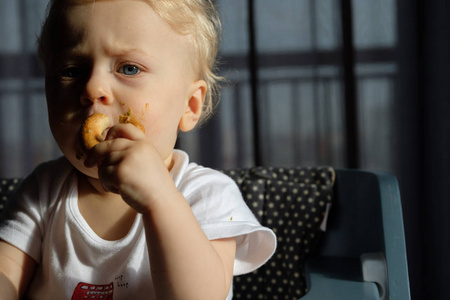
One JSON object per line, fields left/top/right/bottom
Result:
{"left": 38, "top": 0, "right": 223, "bottom": 124}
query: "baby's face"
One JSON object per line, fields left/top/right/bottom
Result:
{"left": 45, "top": 0, "right": 200, "bottom": 177}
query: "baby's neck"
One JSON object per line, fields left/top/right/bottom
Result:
{"left": 77, "top": 173, "right": 138, "bottom": 241}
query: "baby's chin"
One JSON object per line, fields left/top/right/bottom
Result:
{"left": 67, "top": 155, "right": 99, "bottom": 180}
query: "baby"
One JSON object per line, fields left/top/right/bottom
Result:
{"left": 0, "top": 0, "right": 276, "bottom": 299}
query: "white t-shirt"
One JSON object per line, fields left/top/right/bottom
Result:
{"left": 0, "top": 150, "right": 276, "bottom": 299}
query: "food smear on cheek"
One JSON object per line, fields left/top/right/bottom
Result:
{"left": 119, "top": 108, "right": 146, "bottom": 133}
{"left": 140, "top": 102, "right": 149, "bottom": 119}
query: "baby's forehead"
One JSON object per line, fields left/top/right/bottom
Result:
{"left": 44, "top": 1, "right": 196, "bottom": 68}
{"left": 44, "top": 1, "right": 196, "bottom": 47}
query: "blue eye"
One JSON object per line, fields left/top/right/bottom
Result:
{"left": 120, "top": 65, "right": 140, "bottom": 76}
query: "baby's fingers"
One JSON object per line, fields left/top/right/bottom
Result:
{"left": 97, "top": 159, "right": 121, "bottom": 194}
{"left": 84, "top": 138, "right": 131, "bottom": 168}
{"left": 105, "top": 123, "right": 145, "bottom": 141}
{"left": 93, "top": 147, "right": 132, "bottom": 194}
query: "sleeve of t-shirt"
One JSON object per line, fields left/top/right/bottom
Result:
{"left": 0, "top": 157, "right": 72, "bottom": 263}
{"left": 0, "top": 170, "right": 45, "bottom": 262}
{"left": 178, "top": 167, "right": 277, "bottom": 276}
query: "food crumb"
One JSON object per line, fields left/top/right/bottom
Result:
{"left": 230, "top": 216, "right": 233, "bottom": 221}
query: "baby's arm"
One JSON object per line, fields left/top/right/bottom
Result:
{"left": 85, "top": 125, "right": 236, "bottom": 299}
{"left": 0, "top": 241, "right": 36, "bottom": 300}
{"left": 143, "top": 192, "right": 236, "bottom": 300}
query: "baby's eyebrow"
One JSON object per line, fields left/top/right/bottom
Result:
{"left": 57, "top": 46, "right": 89, "bottom": 60}
{"left": 50, "top": 50, "right": 85, "bottom": 64}
{"left": 105, "top": 46, "right": 157, "bottom": 61}
{"left": 52, "top": 45, "right": 159, "bottom": 66}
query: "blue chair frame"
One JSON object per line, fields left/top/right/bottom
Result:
{"left": 303, "top": 169, "right": 411, "bottom": 299}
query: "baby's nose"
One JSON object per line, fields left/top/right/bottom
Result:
{"left": 80, "top": 73, "right": 113, "bottom": 106}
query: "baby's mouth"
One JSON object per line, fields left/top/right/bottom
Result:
{"left": 75, "top": 113, "right": 111, "bottom": 160}
{"left": 81, "top": 113, "right": 111, "bottom": 150}
{"left": 74, "top": 108, "right": 145, "bottom": 160}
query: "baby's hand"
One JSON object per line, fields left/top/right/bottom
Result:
{"left": 84, "top": 124, "right": 177, "bottom": 214}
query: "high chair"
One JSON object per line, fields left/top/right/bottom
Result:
{"left": 221, "top": 167, "right": 411, "bottom": 300}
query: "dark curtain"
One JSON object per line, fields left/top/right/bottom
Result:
{"left": 396, "top": 0, "right": 450, "bottom": 299}
{"left": 1, "top": 0, "right": 449, "bottom": 299}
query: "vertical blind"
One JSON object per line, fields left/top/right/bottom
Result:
{"left": 178, "top": 0, "right": 396, "bottom": 174}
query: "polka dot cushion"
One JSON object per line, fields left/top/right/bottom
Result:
{"left": 222, "top": 166, "right": 335, "bottom": 300}
{"left": 0, "top": 178, "right": 22, "bottom": 212}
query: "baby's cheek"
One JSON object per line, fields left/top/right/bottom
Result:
{"left": 142, "top": 103, "right": 150, "bottom": 117}
{"left": 49, "top": 110, "right": 84, "bottom": 136}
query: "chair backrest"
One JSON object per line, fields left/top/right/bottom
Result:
{"left": 319, "top": 169, "right": 385, "bottom": 257}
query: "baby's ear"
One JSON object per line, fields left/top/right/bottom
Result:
{"left": 179, "top": 80, "right": 207, "bottom": 132}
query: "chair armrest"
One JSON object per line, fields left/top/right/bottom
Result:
{"left": 303, "top": 256, "right": 380, "bottom": 300}
{"left": 361, "top": 252, "right": 388, "bottom": 300}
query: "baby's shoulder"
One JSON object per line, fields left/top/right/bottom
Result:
{"left": 172, "top": 150, "right": 236, "bottom": 188}
{"left": 178, "top": 163, "right": 236, "bottom": 191}
{"left": 171, "top": 151, "right": 239, "bottom": 202}
{"left": 11, "top": 157, "right": 74, "bottom": 209}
